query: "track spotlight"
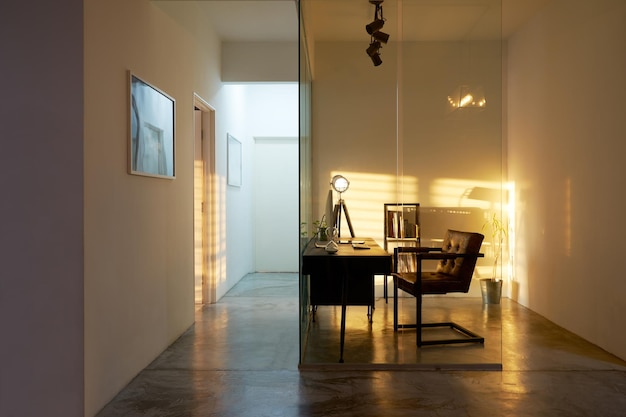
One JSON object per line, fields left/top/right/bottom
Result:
{"left": 365, "top": 0, "right": 388, "bottom": 66}
{"left": 372, "top": 30, "right": 389, "bottom": 44}
{"left": 366, "top": 41, "right": 381, "bottom": 57}
{"left": 370, "top": 53, "right": 382, "bottom": 66}
{"left": 366, "top": 18, "right": 384, "bottom": 35}
{"left": 366, "top": 40, "right": 382, "bottom": 66}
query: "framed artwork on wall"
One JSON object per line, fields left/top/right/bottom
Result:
{"left": 227, "top": 134, "right": 242, "bottom": 187}
{"left": 129, "top": 71, "right": 176, "bottom": 179}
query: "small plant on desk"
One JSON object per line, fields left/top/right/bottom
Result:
{"left": 314, "top": 216, "right": 329, "bottom": 241}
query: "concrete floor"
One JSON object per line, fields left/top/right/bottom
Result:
{"left": 304, "top": 296, "right": 503, "bottom": 368}
{"left": 96, "top": 273, "right": 626, "bottom": 417}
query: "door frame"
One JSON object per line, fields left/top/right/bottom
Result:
{"left": 194, "top": 93, "right": 217, "bottom": 304}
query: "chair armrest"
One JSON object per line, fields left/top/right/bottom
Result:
{"left": 415, "top": 247, "right": 442, "bottom": 252}
{"left": 395, "top": 247, "right": 442, "bottom": 253}
{"left": 416, "top": 252, "right": 484, "bottom": 260}
{"left": 392, "top": 247, "right": 483, "bottom": 274}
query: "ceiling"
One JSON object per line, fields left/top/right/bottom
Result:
{"left": 154, "top": 0, "right": 551, "bottom": 43}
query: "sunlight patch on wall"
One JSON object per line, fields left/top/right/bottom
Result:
{"left": 328, "top": 171, "right": 418, "bottom": 242}
{"left": 194, "top": 160, "right": 204, "bottom": 303}
{"left": 431, "top": 178, "right": 503, "bottom": 209}
{"left": 506, "top": 181, "right": 516, "bottom": 284}
{"left": 427, "top": 178, "right": 513, "bottom": 283}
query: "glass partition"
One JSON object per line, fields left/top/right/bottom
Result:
{"left": 298, "top": 0, "right": 314, "bottom": 362}
{"left": 299, "top": 0, "right": 503, "bottom": 369}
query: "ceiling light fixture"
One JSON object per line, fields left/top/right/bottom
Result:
{"left": 447, "top": 85, "right": 487, "bottom": 110}
{"left": 365, "top": 0, "right": 389, "bottom": 66}
{"left": 447, "top": 43, "right": 486, "bottom": 112}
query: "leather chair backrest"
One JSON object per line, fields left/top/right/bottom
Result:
{"left": 436, "top": 229, "right": 484, "bottom": 279}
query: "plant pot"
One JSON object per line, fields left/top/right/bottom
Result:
{"left": 480, "top": 278, "right": 502, "bottom": 304}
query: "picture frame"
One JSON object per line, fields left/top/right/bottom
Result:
{"left": 227, "top": 134, "right": 242, "bottom": 187}
{"left": 129, "top": 71, "right": 176, "bottom": 179}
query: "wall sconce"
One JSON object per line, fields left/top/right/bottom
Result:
{"left": 365, "top": 0, "right": 389, "bottom": 66}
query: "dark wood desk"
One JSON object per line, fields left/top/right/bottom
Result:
{"left": 302, "top": 237, "right": 391, "bottom": 363}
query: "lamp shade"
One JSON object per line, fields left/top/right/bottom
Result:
{"left": 331, "top": 175, "right": 349, "bottom": 193}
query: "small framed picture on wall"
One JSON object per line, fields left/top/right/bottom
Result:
{"left": 227, "top": 134, "right": 242, "bottom": 187}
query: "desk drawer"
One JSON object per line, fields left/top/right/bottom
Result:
{"left": 308, "top": 272, "right": 373, "bottom": 306}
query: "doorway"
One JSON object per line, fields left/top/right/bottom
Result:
{"left": 254, "top": 137, "right": 299, "bottom": 272}
{"left": 194, "top": 94, "right": 216, "bottom": 304}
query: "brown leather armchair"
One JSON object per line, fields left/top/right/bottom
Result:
{"left": 392, "top": 229, "right": 485, "bottom": 346}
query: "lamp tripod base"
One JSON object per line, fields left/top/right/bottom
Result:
{"left": 332, "top": 199, "right": 355, "bottom": 238}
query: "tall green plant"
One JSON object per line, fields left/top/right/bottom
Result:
{"left": 482, "top": 212, "right": 507, "bottom": 280}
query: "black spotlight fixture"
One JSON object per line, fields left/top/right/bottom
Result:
{"left": 366, "top": 41, "right": 382, "bottom": 66}
{"left": 366, "top": 40, "right": 381, "bottom": 57}
{"left": 365, "top": 0, "right": 389, "bottom": 66}
{"left": 370, "top": 51, "right": 383, "bottom": 66}
{"left": 372, "top": 30, "right": 390, "bottom": 44}
{"left": 365, "top": 18, "right": 384, "bottom": 35}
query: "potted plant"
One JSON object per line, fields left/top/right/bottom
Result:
{"left": 480, "top": 212, "right": 507, "bottom": 304}
{"left": 313, "top": 216, "right": 329, "bottom": 242}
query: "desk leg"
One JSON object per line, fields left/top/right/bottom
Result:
{"left": 339, "top": 273, "right": 348, "bottom": 363}
{"left": 369, "top": 275, "right": 375, "bottom": 323}
{"left": 393, "top": 276, "right": 398, "bottom": 331}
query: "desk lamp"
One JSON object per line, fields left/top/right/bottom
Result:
{"left": 330, "top": 175, "right": 355, "bottom": 238}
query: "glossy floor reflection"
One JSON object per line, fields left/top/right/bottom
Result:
{"left": 96, "top": 273, "right": 626, "bottom": 417}
{"left": 304, "top": 296, "right": 502, "bottom": 367}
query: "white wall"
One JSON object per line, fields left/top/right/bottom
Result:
{"left": 0, "top": 2, "right": 84, "bottom": 417}
{"left": 217, "top": 84, "right": 253, "bottom": 299}
{"left": 83, "top": 0, "right": 235, "bottom": 414}
{"left": 223, "top": 42, "right": 298, "bottom": 82}
{"left": 507, "top": 0, "right": 626, "bottom": 360}
{"left": 84, "top": 6, "right": 300, "bottom": 413}
{"left": 254, "top": 137, "right": 299, "bottom": 272}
